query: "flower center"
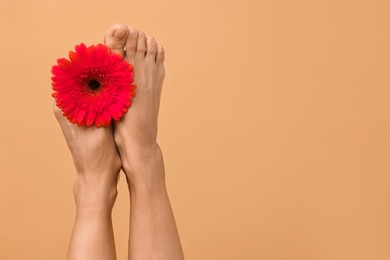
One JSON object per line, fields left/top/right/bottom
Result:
{"left": 88, "top": 79, "right": 101, "bottom": 90}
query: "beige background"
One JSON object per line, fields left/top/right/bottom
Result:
{"left": 1, "top": 0, "right": 389, "bottom": 259}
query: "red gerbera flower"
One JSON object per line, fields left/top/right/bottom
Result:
{"left": 51, "top": 43, "right": 136, "bottom": 127}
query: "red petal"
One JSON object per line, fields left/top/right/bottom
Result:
{"left": 51, "top": 42, "right": 136, "bottom": 127}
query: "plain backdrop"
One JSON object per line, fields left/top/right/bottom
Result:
{"left": 0, "top": 0, "right": 389, "bottom": 259}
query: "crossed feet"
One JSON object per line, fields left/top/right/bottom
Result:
{"left": 54, "top": 24, "right": 166, "bottom": 208}
{"left": 54, "top": 24, "right": 184, "bottom": 260}
{"left": 54, "top": 24, "right": 185, "bottom": 260}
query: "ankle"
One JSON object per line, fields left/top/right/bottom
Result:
{"left": 121, "top": 143, "right": 166, "bottom": 186}
{"left": 127, "top": 144, "right": 163, "bottom": 170}
{"left": 73, "top": 176, "right": 118, "bottom": 211}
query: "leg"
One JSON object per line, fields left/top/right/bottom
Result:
{"left": 54, "top": 105, "right": 121, "bottom": 260}
{"left": 104, "top": 24, "right": 185, "bottom": 260}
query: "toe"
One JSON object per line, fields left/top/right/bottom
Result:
{"left": 136, "top": 31, "right": 146, "bottom": 58}
{"left": 156, "top": 44, "right": 165, "bottom": 63}
{"left": 145, "top": 35, "right": 158, "bottom": 62}
{"left": 125, "top": 27, "right": 139, "bottom": 63}
{"left": 104, "top": 24, "right": 129, "bottom": 57}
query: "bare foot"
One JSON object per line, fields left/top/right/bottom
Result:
{"left": 54, "top": 106, "right": 121, "bottom": 260}
{"left": 104, "top": 24, "right": 166, "bottom": 186}
{"left": 53, "top": 104, "right": 121, "bottom": 207}
{"left": 105, "top": 25, "right": 184, "bottom": 260}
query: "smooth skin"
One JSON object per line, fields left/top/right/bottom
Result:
{"left": 54, "top": 24, "right": 184, "bottom": 260}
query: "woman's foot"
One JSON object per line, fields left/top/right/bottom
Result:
{"left": 53, "top": 104, "right": 121, "bottom": 208}
{"left": 104, "top": 24, "right": 166, "bottom": 186}
{"left": 54, "top": 105, "right": 121, "bottom": 260}
{"left": 104, "top": 24, "right": 185, "bottom": 260}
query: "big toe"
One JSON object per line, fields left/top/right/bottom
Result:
{"left": 104, "top": 24, "right": 129, "bottom": 56}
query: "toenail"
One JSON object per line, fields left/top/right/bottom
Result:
{"left": 113, "top": 29, "right": 127, "bottom": 39}
{"left": 138, "top": 31, "right": 144, "bottom": 37}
